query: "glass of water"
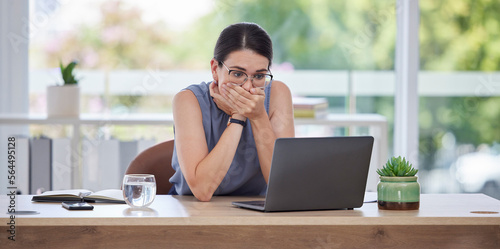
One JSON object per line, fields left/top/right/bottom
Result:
{"left": 122, "top": 174, "right": 157, "bottom": 208}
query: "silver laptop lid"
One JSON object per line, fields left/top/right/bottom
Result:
{"left": 263, "top": 136, "right": 374, "bottom": 212}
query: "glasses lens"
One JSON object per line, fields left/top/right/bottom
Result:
{"left": 229, "top": 71, "right": 272, "bottom": 88}
{"left": 229, "top": 71, "right": 247, "bottom": 85}
{"left": 253, "top": 74, "right": 272, "bottom": 88}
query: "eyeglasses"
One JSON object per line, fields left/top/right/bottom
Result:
{"left": 220, "top": 61, "right": 273, "bottom": 89}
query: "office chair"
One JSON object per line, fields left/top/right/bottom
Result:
{"left": 125, "top": 139, "right": 175, "bottom": 194}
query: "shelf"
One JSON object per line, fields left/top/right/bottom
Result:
{"left": 0, "top": 113, "right": 388, "bottom": 191}
{"left": 294, "top": 113, "right": 387, "bottom": 126}
{"left": 0, "top": 113, "right": 174, "bottom": 125}
{"left": 1, "top": 113, "right": 387, "bottom": 127}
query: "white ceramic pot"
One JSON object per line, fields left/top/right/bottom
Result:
{"left": 47, "top": 85, "right": 80, "bottom": 117}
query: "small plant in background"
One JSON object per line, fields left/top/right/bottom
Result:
{"left": 377, "top": 156, "right": 418, "bottom": 177}
{"left": 59, "top": 60, "right": 79, "bottom": 85}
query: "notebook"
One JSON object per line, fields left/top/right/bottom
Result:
{"left": 232, "top": 136, "right": 374, "bottom": 212}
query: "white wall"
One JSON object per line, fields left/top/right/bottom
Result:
{"left": 0, "top": 0, "right": 30, "bottom": 194}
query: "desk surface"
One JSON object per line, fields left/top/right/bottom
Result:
{"left": 2, "top": 194, "right": 500, "bottom": 248}
{"left": 2, "top": 193, "right": 500, "bottom": 225}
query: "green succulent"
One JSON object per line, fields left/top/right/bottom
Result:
{"left": 377, "top": 156, "right": 418, "bottom": 177}
{"left": 59, "top": 60, "right": 79, "bottom": 85}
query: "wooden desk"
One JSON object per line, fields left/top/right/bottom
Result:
{"left": 1, "top": 194, "right": 499, "bottom": 248}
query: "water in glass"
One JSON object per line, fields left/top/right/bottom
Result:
{"left": 123, "top": 174, "right": 156, "bottom": 208}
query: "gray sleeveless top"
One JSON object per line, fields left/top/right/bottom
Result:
{"left": 169, "top": 81, "right": 272, "bottom": 196}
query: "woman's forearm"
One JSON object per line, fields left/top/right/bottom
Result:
{"left": 249, "top": 115, "right": 276, "bottom": 183}
{"left": 184, "top": 123, "right": 244, "bottom": 201}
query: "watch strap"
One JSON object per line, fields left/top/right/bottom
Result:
{"left": 228, "top": 117, "right": 246, "bottom": 127}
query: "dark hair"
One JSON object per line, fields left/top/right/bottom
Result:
{"left": 214, "top": 22, "right": 273, "bottom": 68}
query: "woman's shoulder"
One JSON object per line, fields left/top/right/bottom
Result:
{"left": 183, "top": 81, "right": 211, "bottom": 96}
{"left": 268, "top": 80, "right": 293, "bottom": 116}
{"left": 173, "top": 89, "right": 197, "bottom": 108}
{"left": 174, "top": 81, "right": 212, "bottom": 108}
{"left": 270, "top": 80, "right": 291, "bottom": 93}
{"left": 269, "top": 80, "right": 292, "bottom": 100}
{"left": 174, "top": 82, "right": 211, "bottom": 99}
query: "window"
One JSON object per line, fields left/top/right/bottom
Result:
{"left": 29, "top": 0, "right": 396, "bottom": 139}
{"left": 418, "top": 0, "right": 500, "bottom": 199}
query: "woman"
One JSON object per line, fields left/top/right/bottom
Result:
{"left": 170, "top": 22, "right": 295, "bottom": 201}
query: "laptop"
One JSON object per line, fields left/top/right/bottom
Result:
{"left": 232, "top": 136, "right": 374, "bottom": 212}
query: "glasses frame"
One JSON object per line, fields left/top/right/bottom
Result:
{"left": 220, "top": 61, "right": 273, "bottom": 89}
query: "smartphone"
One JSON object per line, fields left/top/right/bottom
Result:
{"left": 62, "top": 201, "right": 94, "bottom": 210}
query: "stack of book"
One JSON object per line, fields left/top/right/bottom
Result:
{"left": 293, "top": 97, "right": 329, "bottom": 119}
{"left": 13, "top": 136, "right": 65, "bottom": 195}
{"left": 12, "top": 135, "right": 156, "bottom": 194}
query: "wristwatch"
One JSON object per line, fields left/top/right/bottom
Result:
{"left": 227, "top": 117, "right": 246, "bottom": 127}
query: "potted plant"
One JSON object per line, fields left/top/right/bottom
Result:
{"left": 377, "top": 156, "right": 420, "bottom": 210}
{"left": 47, "top": 60, "right": 80, "bottom": 117}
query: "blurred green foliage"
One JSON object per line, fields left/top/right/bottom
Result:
{"left": 37, "top": 2, "right": 175, "bottom": 69}
{"left": 195, "top": 0, "right": 397, "bottom": 70}
{"left": 418, "top": 0, "right": 500, "bottom": 169}
{"left": 33, "top": 0, "right": 500, "bottom": 71}
{"left": 420, "top": 0, "right": 500, "bottom": 71}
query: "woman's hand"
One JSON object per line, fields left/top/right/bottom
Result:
{"left": 210, "top": 82, "right": 237, "bottom": 116}
{"left": 220, "top": 83, "right": 266, "bottom": 120}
